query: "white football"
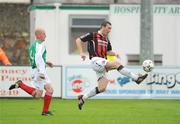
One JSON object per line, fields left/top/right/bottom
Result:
{"left": 142, "top": 60, "right": 154, "bottom": 72}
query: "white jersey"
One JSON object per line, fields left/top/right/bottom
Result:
{"left": 29, "top": 40, "right": 46, "bottom": 75}
{"left": 29, "top": 41, "right": 50, "bottom": 90}
{"left": 35, "top": 42, "right": 46, "bottom": 75}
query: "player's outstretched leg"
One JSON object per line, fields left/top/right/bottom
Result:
{"left": 78, "top": 95, "right": 85, "bottom": 110}
{"left": 135, "top": 74, "right": 148, "bottom": 84}
{"left": 117, "top": 65, "right": 148, "bottom": 84}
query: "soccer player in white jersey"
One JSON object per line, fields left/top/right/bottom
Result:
{"left": 9, "top": 28, "right": 54, "bottom": 116}
{"left": 76, "top": 21, "right": 148, "bottom": 110}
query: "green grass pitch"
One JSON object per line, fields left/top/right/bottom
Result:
{"left": 0, "top": 99, "right": 180, "bottom": 124}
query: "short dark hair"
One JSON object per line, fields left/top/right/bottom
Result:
{"left": 100, "top": 21, "right": 111, "bottom": 28}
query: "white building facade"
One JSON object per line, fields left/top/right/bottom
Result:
{"left": 30, "top": 4, "right": 180, "bottom": 66}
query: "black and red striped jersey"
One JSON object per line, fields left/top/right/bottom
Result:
{"left": 80, "top": 32, "right": 112, "bottom": 59}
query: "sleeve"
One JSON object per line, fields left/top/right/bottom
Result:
{"left": 80, "top": 33, "right": 93, "bottom": 42}
{"left": 2, "top": 56, "right": 11, "bottom": 65}
{"left": 0, "top": 49, "right": 11, "bottom": 65}
{"left": 35, "top": 43, "right": 46, "bottom": 74}
{"left": 107, "top": 39, "right": 112, "bottom": 51}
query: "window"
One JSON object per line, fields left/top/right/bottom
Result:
{"left": 127, "top": 54, "right": 163, "bottom": 65}
{"left": 69, "top": 15, "right": 108, "bottom": 54}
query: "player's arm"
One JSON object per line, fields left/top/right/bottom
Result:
{"left": 46, "top": 61, "right": 53, "bottom": 68}
{"left": 76, "top": 33, "right": 92, "bottom": 61}
{"left": 76, "top": 38, "right": 86, "bottom": 61}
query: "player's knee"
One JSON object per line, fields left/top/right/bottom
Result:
{"left": 34, "top": 90, "right": 43, "bottom": 99}
{"left": 98, "top": 87, "right": 106, "bottom": 93}
{"left": 50, "top": 88, "right": 54, "bottom": 94}
{"left": 34, "top": 94, "right": 42, "bottom": 99}
{"left": 46, "top": 88, "right": 54, "bottom": 94}
{"left": 35, "top": 95, "right": 41, "bottom": 99}
{"left": 45, "top": 84, "right": 53, "bottom": 94}
{"left": 115, "top": 61, "right": 121, "bottom": 68}
{"left": 99, "top": 89, "right": 105, "bottom": 93}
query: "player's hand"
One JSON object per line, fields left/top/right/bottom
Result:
{"left": 46, "top": 61, "right": 53, "bottom": 68}
{"left": 80, "top": 52, "right": 86, "bottom": 61}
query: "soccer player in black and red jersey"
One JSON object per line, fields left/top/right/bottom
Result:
{"left": 76, "top": 21, "right": 148, "bottom": 110}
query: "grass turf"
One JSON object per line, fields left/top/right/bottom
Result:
{"left": 0, "top": 99, "right": 180, "bottom": 124}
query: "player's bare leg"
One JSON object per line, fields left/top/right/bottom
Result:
{"left": 78, "top": 77, "right": 109, "bottom": 110}
{"left": 97, "top": 77, "right": 109, "bottom": 92}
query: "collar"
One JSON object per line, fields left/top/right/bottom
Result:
{"left": 98, "top": 30, "right": 108, "bottom": 38}
{"left": 98, "top": 30, "right": 103, "bottom": 37}
{"left": 36, "top": 40, "right": 43, "bottom": 44}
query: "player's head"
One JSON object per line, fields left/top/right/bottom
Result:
{"left": 100, "top": 21, "right": 112, "bottom": 37}
{"left": 35, "top": 27, "right": 46, "bottom": 41}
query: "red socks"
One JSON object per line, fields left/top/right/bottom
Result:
{"left": 19, "top": 82, "right": 52, "bottom": 113}
{"left": 42, "top": 92, "right": 52, "bottom": 112}
{"left": 19, "top": 82, "right": 36, "bottom": 96}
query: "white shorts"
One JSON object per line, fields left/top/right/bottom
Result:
{"left": 31, "top": 68, "right": 51, "bottom": 90}
{"left": 90, "top": 57, "right": 109, "bottom": 79}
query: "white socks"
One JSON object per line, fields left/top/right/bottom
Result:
{"left": 83, "top": 87, "right": 100, "bottom": 100}
{"left": 117, "top": 65, "right": 138, "bottom": 81}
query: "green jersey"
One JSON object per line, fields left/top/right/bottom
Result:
{"left": 28, "top": 40, "right": 46, "bottom": 69}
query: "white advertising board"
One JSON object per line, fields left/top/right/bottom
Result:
{"left": 63, "top": 66, "right": 180, "bottom": 99}
{"left": 0, "top": 66, "right": 62, "bottom": 97}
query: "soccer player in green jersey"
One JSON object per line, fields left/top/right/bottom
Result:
{"left": 9, "top": 28, "right": 54, "bottom": 116}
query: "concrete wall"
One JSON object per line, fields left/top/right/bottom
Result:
{"left": 0, "top": 3, "right": 30, "bottom": 65}
{"left": 0, "top": 3, "right": 29, "bottom": 37}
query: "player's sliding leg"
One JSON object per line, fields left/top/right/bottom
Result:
{"left": 9, "top": 80, "right": 36, "bottom": 96}
{"left": 78, "top": 76, "right": 109, "bottom": 110}
{"left": 42, "top": 83, "right": 54, "bottom": 116}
